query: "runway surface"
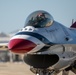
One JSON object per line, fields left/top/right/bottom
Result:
{"left": 0, "top": 62, "right": 75, "bottom": 75}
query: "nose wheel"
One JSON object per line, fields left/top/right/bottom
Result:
{"left": 30, "top": 68, "right": 57, "bottom": 75}
{"left": 35, "top": 70, "right": 57, "bottom": 75}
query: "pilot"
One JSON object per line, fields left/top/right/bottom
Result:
{"left": 29, "top": 13, "right": 46, "bottom": 27}
{"left": 32, "top": 13, "right": 45, "bottom": 25}
{"left": 36, "top": 13, "right": 46, "bottom": 22}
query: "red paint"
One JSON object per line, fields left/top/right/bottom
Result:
{"left": 71, "top": 21, "right": 76, "bottom": 28}
{"left": 8, "top": 39, "right": 36, "bottom": 54}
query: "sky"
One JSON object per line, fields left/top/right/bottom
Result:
{"left": 0, "top": 0, "right": 76, "bottom": 33}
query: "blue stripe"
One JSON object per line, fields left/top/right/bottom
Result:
{"left": 16, "top": 32, "right": 55, "bottom": 45}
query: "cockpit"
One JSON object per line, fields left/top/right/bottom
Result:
{"left": 24, "top": 10, "right": 54, "bottom": 28}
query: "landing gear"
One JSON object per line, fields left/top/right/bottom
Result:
{"left": 36, "top": 70, "right": 48, "bottom": 75}
{"left": 35, "top": 70, "right": 57, "bottom": 75}
{"left": 30, "top": 67, "right": 57, "bottom": 75}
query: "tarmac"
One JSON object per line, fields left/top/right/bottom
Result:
{"left": 0, "top": 62, "right": 75, "bottom": 75}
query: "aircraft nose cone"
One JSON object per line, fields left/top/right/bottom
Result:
{"left": 8, "top": 39, "right": 36, "bottom": 53}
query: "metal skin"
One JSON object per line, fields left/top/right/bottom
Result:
{"left": 8, "top": 10, "right": 76, "bottom": 75}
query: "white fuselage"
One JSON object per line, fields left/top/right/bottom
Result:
{"left": 8, "top": 20, "right": 76, "bottom": 70}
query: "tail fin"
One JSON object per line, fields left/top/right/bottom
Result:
{"left": 70, "top": 21, "right": 76, "bottom": 28}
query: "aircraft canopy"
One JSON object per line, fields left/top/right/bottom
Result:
{"left": 24, "top": 10, "right": 54, "bottom": 28}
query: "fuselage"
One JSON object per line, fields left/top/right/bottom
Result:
{"left": 8, "top": 10, "right": 76, "bottom": 72}
{"left": 8, "top": 20, "right": 76, "bottom": 53}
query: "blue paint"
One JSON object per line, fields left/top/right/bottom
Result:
{"left": 16, "top": 32, "right": 55, "bottom": 45}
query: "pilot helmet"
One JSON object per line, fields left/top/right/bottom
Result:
{"left": 36, "top": 13, "right": 45, "bottom": 21}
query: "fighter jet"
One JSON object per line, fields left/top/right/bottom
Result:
{"left": 8, "top": 10, "right": 76, "bottom": 75}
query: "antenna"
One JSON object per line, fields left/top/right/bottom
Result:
{"left": 72, "top": 19, "right": 74, "bottom": 25}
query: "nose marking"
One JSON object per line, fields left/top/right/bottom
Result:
{"left": 8, "top": 39, "right": 36, "bottom": 53}
{"left": 16, "top": 32, "right": 55, "bottom": 45}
